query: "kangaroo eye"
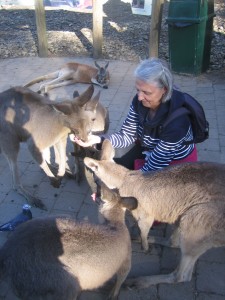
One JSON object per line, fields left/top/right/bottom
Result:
{"left": 92, "top": 118, "right": 96, "bottom": 122}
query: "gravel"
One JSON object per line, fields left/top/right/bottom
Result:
{"left": 0, "top": 0, "right": 224, "bottom": 72}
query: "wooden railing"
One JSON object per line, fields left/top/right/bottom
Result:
{"left": 35, "top": 0, "right": 48, "bottom": 57}
{"left": 34, "top": 0, "right": 164, "bottom": 59}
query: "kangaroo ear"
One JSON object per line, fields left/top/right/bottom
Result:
{"left": 85, "top": 91, "right": 100, "bottom": 112}
{"left": 120, "top": 197, "right": 138, "bottom": 211}
{"left": 104, "top": 61, "right": 109, "bottom": 69}
{"left": 51, "top": 102, "right": 72, "bottom": 115}
{"left": 74, "top": 85, "right": 94, "bottom": 107}
{"left": 101, "top": 139, "right": 115, "bottom": 161}
{"left": 84, "top": 157, "right": 99, "bottom": 172}
{"left": 95, "top": 61, "right": 101, "bottom": 69}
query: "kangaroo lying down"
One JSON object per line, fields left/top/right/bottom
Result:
{"left": 84, "top": 140, "right": 225, "bottom": 287}
{"left": 0, "top": 185, "right": 137, "bottom": 300}
{"left": 0, "top": 85, "right": 99, "bottom": 210}
{"left": 24, "top": 61, "right": 110, "bottom": 95}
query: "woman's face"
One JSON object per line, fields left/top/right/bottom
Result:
{"left": 135, "top": 79, "right": 166, "bottom": 110}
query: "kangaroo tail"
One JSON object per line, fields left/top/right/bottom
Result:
{"left": 24, "top": 71, "right": 59, "bottom": 87}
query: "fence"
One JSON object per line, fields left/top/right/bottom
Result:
{"left": 34, "top": 0, "right": 164, "bottom": 59}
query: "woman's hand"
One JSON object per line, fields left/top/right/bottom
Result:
{"left": 69, "top": 134, "right": 101, "bottom": 147}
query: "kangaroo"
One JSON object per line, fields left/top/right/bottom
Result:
{"left": 0, "top": 185, "right": 137, "bottom": 300}
{"left": 84, "top": 139, "right": 225, "bottom": 287}
{"left": 70, "top": 89, "right": 109, "bottom": 183}
{"left": 0, "top": 85, "right": 99, "bottom": 210}
{"left": 24, "top": 61, "right": 110, "bottom": 95}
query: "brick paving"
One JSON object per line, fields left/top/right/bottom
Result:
{"left": 0, "top": 56, "right": 225, "bottom": 299}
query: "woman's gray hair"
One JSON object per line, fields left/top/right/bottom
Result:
{"left": 134, "top": 58, "right": 173, "bottom": 102}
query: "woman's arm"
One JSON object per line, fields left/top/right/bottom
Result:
{"left": 108, "top": 104, "right": 139, "bottom": 148}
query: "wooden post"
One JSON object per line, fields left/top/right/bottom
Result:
{"left": 92, "top": 0, "right": 103, "bottom": 58}
{"left": 35, "top": 0, "right": 48, "bottom": 57}
{"left": 149, "top": 0, "right": 164, "bottom": 58}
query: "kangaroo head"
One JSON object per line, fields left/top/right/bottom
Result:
{"left": 52, "top": 85, "right": 100, "bottom": 142}
{"left": 93, "top": 61, "right": 110, "bottom": 89}
{"left": 73, "top": 89, "right": 109, "bottom": 134}
{"left": 97, "top": 183, "right": 137, "bottom": 223}
{"left": 100, "top": 184, "right": 137, "bottom": 210}
{"left": 84, "top": 140, "right": 128, "bottom": 189}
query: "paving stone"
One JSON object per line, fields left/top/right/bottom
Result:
{"left": 196, "top": 261, "right": 225, "bottom": 295}
{"left": 158, "top": 282, "right": 195, "bottom": 300}
{"left": 197, "top": 292, "right": 225, "bottom": 300}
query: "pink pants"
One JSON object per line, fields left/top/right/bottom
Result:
{"left": 134, "top": 146, "right": 198, "bottom": 170}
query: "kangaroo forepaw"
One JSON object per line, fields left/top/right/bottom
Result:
{"left": 64, "top": 169, "right": 75, "bottom": 179}
{"left": 50, "top": 177, "right": 62, "bottom": 188}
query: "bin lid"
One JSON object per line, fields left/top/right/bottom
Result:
{"left": 168, "top": 0, "right": 215, "bottom": 20}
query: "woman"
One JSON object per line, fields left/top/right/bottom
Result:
{"left": 74, "top": 57, "right": 198, "bottom": 171}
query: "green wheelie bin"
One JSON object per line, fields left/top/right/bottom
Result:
{"left": 167, "top": 0, "right": 215, "bottom": 75}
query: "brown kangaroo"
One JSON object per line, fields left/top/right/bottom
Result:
{"left": 0, "top": 85, "right": 99, "bottom": 210}
{"left": 0, "top": 185, "right": 137, "bottom": 300}
{"left": 84, "top": 139, "right": 225, "bottom": 287}
{"left": 24, "top": 61, "right": 110, "bottom": 95}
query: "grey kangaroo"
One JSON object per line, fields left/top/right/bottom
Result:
{"left": 84, "top": 139, "right": 225, "bottom": 287}
{"left": 0, "top": 85, "right": 99, "bottom": 210}
{"left": 0, "top": 185, "right": 137, "bottom": 300}
{"left": 71, "top": 89, "right": 109, "bottom": 183}
{"left": 24, "top": 61, "right": 110, "bottom": 95}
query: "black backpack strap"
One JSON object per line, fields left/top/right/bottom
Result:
{"left": 159, "top": 107, "right": 194, "bottom": 145}
{"left": 162, "top": 107, "right": 190, "bottom": 128}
